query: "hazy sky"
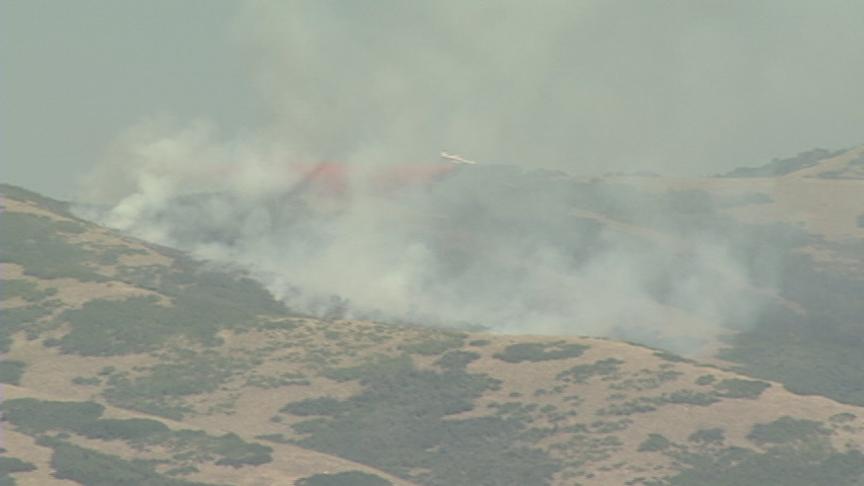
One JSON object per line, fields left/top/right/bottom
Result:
{"left": 4, "top": 0, "right": 864, "bottom": 198}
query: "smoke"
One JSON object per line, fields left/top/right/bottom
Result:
{"left": 76, "top": 121, "right": 772, "bottom": 354}
{"left": 233, "top": 0, "right": 864, "bottom": 176}
{"left": 73, "top": 1, "right": 796, "bottom": 353}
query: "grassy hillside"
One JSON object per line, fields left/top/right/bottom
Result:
{"left": 4, "top": 175, "right": 864, "bottom": 485}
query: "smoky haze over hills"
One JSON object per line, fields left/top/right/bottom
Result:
{"left": 76, "top": 150, "right": 789, "bottom": 354}
{"left": 60, "top": 1, "right": 864, "bottom": 353}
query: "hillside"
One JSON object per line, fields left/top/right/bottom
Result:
{"left": 5, "top": 159, "right": 864, "bottom": 486}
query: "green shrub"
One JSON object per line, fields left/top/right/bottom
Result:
{"left": 282, "top": 397, "right": 348, "bottom": 417}
{"left": 56, "top": 261, "right": 293, "bottom": 357}
{"left": 0, "top": 398, "right": 104, "bottom": 434}
{"left": 434, "top": 350, "right": 481, "bottom": 370}
{"left": 398, "top": 334, "right": 465, "bottom": 356}
{"left": 714, "top": 379, "right": 770, "bottom": 399}
{"left": 695, "top": 374, "right": 716, "bottom": 386}
{"left": 297, "top": 471, "right": 392, "bottom": 486}
{"left": 0, "top": 457, "right": 36, "bottom": 474}
{"left": 0, "top": 361, "right": 25, "bottom": 385}
{"left": 0, "top": 300, "right": 60, "bottom": 352}
{"left": 747, "top": 417, "right": 828, "bottom": 445}
{"left": 638, "top": 434, "right": 672, "bottom": 452}
{"left": 103, "top": 353, "right": 246, "bottom": 419}
{"left": 0, "top": 212, "right": 103, "bottom": 281}
{"left": 660, "top": 446, "right": 864, "bottom": 486}
{"left": 293, "top": 357, "right": 558, "bottom": 485}
{"left": 71, "top": 376, "right": 101, "bottom": 386}
{"left": 660, "top": 390, "right": 720, "bottom": 406}
{"left": 78, "top": 418, "right": 170, "bottom": 441}
{"left": 49, "top": 440, "right": 215, "bottom": 486}
{"left": 557, "top": 358, "right": 623, "bottom": 383}
{"left": 688, "top": 428, "right": 725, "bottom": 444}
{"left": 209, "top": 433, "right": 273, "bottom": 467}
{"left": 1, "top": 279, "right": 56, "bottom": 302}
{"left": 494, "top": 341, "right": 588, "bottom": 363}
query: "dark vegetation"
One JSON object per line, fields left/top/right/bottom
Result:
{"left": 398, "top": 334, "right": 465, "bottom": 355}
{"left": 297, "top": 471, "right": 393, "bottom": 486}
{"left": 638, "top": 434, "right": 672, "bottom": 452}
{"left": 720, "top": 250, "right": 864, "bottom": 406}
{"left": 556, "top": 358, "right": 623, "bottom": 384}
{"left": 0, "top": 361, "right": 25, "bottom": 385}
{"left": 688, "top": 428, "right": 725, "bottom": 444}
{"left": 746, "top": 417, "right": 828, "bottom": 445}
{"left": 1, "top": 279, "right": 56, "bottom": 302}
{"left": 0, "top": 398, "right": 272, "bottom": 470}
{"left": 494, "top": 341, "right": 589, "bottom": 363}
{"left": 640, "top": 415, "right": 864, "bottom": 486}
{"left": 102, "top": 350, "right": 251, "bottom": 419}
{"left": 589, "top": 376, "right": 768, "bottom": 417}
{"left": 284, "top": 355, "right": 559, "bottom": 485}
{"left": 658, "top": 446, "right": 864, "bottom": 486}
{"left": 0, "top": 456, "right": 36, "bottom": 485}
{"left": 47, "top": 439, "right": 219, "bottom": 486}
{"left": 55, "top": 261, "right": 291, "bottom": 356}
{"left": 719, "top": 148, "right": 839, "bottom": 177}
{"left": 0, "top": 457, "right": 35, "bottom": 475}
{"left": 0, "top": 212, "right": 103, "bottom": 282}
{"left": 0, "top": 299, "right": 60, "bottom": 352}
{"left": 434, "top": 350, "right": 481, "bottom": 370}
{"left": 713, "top": 378, "right": 771, "bottom": 399}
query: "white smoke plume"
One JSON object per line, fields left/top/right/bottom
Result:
{"left": 74, "top": 2, "right": 785, "bottom": 353}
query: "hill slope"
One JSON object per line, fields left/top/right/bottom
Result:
{"left": 4, "top": 177, "right": 864, "bottom": 485}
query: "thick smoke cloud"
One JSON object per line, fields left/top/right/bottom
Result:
{"left": 74, "top": 1, "right": 809, "bottom": 353}
{"left": 77, "top": 121, "right": 769, "bottom": 354}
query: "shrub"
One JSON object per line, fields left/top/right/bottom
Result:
{"left": 293, "top": 357, "right": 558, "bottom": 485}
{"left": 78, "top": 418, "right": 170, "bottom": 441}
{"left": 0, "top": 361, "right": 25, "bottom": 385}
{"left": 0, "top": 212, "right": 104, "bottom": 281}
{"left": 1, "top": 279, "right": 56, "bottom": 302}
{"left": 494, "top": 342, "right": 588, "bottom": 363}
{"left": 661, "top": 446, "right": 864, "bottom": 485}
{"left": 660, "top": 390, "right": 720, "bottom": 406}
{"left": 747, "top": 417, "right": 828, "bottom": 445}
{"left": 688, "top": 428, "right": 725, "bottom": 444}
{"left": 398, "top": 334, "right": 465, "bottom": 356}
{"left": 695, "top": 374, "right": 716, "bottom": 386}
{"left": 0, "top": 457, "right": 36, "bottom": 474}
{"left": 434, "top": 350, "right": 481, "bottom": 370}
{"left": 281, "top": 397, "right": 348, "bottom": 417}
{"left": 557, "top": 358, "right": 623, "bottom": 383}
{"left": 714, "top": 379, "right": 770, "bottom": 399}
{"left": 209, "top": 433, "right": 273, "bottom": 467}
{"left": 297, "top": 471, "right": 392, "bottom": 486}
{"left": 638, "top": 434, "right": 672, "bottom": 452}
{"left": 49, "top": 440, "right": 214, "bottom": 486}
{"left": 0, "top": 398, "right": 104, "bottom": 434}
